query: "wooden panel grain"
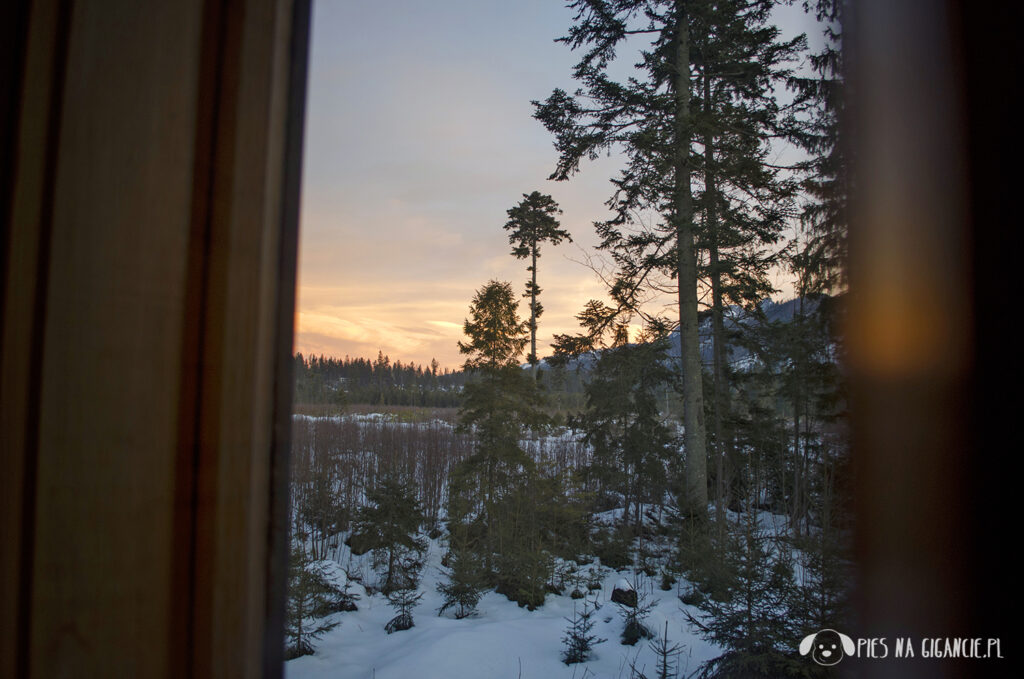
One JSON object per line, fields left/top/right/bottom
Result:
{"left": 4, "top": 0, "right": 305, "bottom": 676}
{"left": 28, "top": 1, "right": 204, "bottom": 676}
{"left": 189, "top": 1, "right": 296, "bottom": 675}
{"left": 0, "top": 1, "right": 70, "bottom": 676}
{"left": 263, "top": 1, "right": 312, "bottom": 674}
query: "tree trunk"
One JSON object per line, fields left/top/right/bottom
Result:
{"left": 704, "top": 70, "right": 728, "bottom": 529}
{"left": 530, "top": 243, "right": 538, "bottom": 379}
{"left": 791, "top": 295, "right": 805, "bottom": 536}
{"left": 674, "top": 1, "right": 707, "bottom": 517}
{"left": 792, "top": 395, "right": 801, "bottom": 536}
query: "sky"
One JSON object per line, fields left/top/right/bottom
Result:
{"left": 294, "top": 0, "right": 820, "bottom": 370}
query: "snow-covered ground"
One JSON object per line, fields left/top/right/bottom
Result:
{"left": 285, "top": 413, "right": 814, "bottom": 678}
{"left": 285, "top": 537, "right": 721, "bottom": 679}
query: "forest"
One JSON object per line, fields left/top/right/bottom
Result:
{"left": 286, "top": 0, "right": 848, "bottom": 677}
{"left": 293, "top": 353, "right": 469, "bottom": 408}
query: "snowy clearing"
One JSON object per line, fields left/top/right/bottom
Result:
{"left": 285, "top": 536, "right": 722, "bottom": 679}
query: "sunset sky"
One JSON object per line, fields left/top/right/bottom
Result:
{"left": 294, "top": 0, "right": 816, "bottom": 370}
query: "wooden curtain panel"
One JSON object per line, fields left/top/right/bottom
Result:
{"left": 1, "top": 1, "right": 310, "bottom": 677}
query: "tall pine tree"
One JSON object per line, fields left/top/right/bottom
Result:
{"left": 535, "top": 0, "right": 709, "bottom": 516}
{"left": 689, "top": 0, "right": 803, "bottom": 524}
{"left": 444, "top": 281, "right": 553, "bottom": 607}
{"left": 786, "top": 0, "right": 846, "bottom": 295}
{"left": 503, "top": 191, "right": 572, "bottom": 379}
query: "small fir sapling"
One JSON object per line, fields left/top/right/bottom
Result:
{"left": 561, "top": 598, "right": 606, "bottom": 664}
{"left": 285, "top": 543, "right": 341, "bottom": 659}
{"left": 384, "top": 587, "right": 423, "bottom": 634}
{"left": 437, "top": 548, "right": 486, "bottom": 619}
{"left": 614, "top": 579, "right": 654, "bottom": 646}
{"left": 628, "top": 622, "right": 687, "bottom": 679}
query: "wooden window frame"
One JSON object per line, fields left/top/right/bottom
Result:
{"left": 1, "top": 1, "right": 310, "bottom": 676}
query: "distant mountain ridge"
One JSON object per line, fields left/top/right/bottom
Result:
{"left": 534, "top": 296, "right": 834, "bottom": 374}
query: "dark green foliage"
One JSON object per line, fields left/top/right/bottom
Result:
{"left": 678, "top": 522, "right": 737, "bottom": 605}
{"left": 494, "top": 545, "right": 550, "bottom": 610}
{"left": 659, "top": 569, "right": 675, "bottom": 591}
{"left": 491, "top": 467, "right": 580, "bottom": 609}
{"left": 685, "top": 512, "right": 806, "bottom": 679}
{"left": 786, "top": 0, "right": 847, "bottom": 294}
{"left": 581, "top": 336, "right": 675, "bottom": 529}
{"left": 384, "top": 588, "right": 423, "bottom": 634}
{"left": 350, "top": 477, "right": 426, "bottom": 594}
{"left": 504, "top": 192, "right": 569, "bottom": 261}
{"left": 285, "top": 542, "right": 341, "bottom": 659}
{"left": 314, "top": 571, "right": 359, "bottom": 615}
{"left": 679, "top": 585, "right": 704, "bottom": 608}
{"left": 538, "top": 0, "right": 799, "bottom": 518}
{"left": 616, "top": 583, "right": 654, "bottom": 646}
{"left": 630, "top": 622, "right": 686, "bottom": 679}
{"left": 503, "top": 191, "right": 571, "bottom": 373}
{"left": 458, "top": 281, "right": 532, "bottom": 373}
{"left": 790, "top": 438, "right": 852, "bottom": 643}
{"left": 452, "top": 283, "right": 549, "bottom": 525}
{"left": 791, "top": 527, "right": 850, "bottom": 644}
{"left": 384, "top": 612, "right": 413, "bottom": 634}
{"left": 688, "top": 0, "right": 805, "bottom": 526}
{"left": 292, "top": 352, "right": 466, "bottom": 408}
{"left": 549, "top": 560, "right": 574, "bottom": 596}
{"left": 444, "top": 280, "right": 580, "bottom": 610}
{"left": 562, "top": 599, "right": 606, "bottom": 664}
{"left": 436, "top": 545, "right": 487, "bottom": 619}
{"left": 535, "top": 0, "right": 713, "bottom": 514}
{"left": 593, "top": 524, "right": 633, "bottom": 572}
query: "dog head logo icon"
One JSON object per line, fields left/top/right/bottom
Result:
{"left": 799, "top": 629, "right": 855, "bottom": 666}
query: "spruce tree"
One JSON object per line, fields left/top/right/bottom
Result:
{"left": 535, "top": 0, "right": 709, "bottom": 516}
{"left": 350, "top": 477, "right": 426, "bottom": 594}
{"left": 581, "top": 332, "right": 675, "bottom": 529}
{"left": 384, "top": 587, "right": 423, "bottom": 634}
{"left": 445, "top": 281, "right": 555, "bottom": 608}
{"left": 503, "top": 191, "right": 572, "bottom": 378}
{"left": 684, "top": 509, "right": 804, "bottom": 678}
{"left": 491, "top": 467, "right": 573, "bottom": 609}
{"left": 285, "top": 541, "right": 341, "bottom": 659}
{"left": 562, "top": 599, "right": 606, "bottom": 664}
{"left": 436, "top": 545, "right": 487, "bottom": 619}
{"left": 449, "top": 281, "right": 546, "bottom": 547}
{"left": 689, "top": 0, "right": 803, "bottom": 524}
{"left": 650, "top": 621, "right": 685, "bottom": 679}
{"left": 616, "top": 581, "right": 655, "bottom": 646}
{"left": 778, "top": 0, "right": 854, "bottom": 619}
{"left": 787, "top": 0, "right": 846, "bottom": 294}
{"left": 629, "top": 622, "right": 686, "bottom": 679}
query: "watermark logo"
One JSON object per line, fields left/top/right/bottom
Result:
{"left": 800, "top": 629, "right": 856, "bottom": 666}
{"left": 798, "top": 631, "right": 1004, "bottom": 663}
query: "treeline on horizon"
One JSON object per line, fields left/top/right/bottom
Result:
{"left": 291, "top": 293, "right": 831, "bottom": 415}
{"left": 293, "top": 351, "right": 471, "bottom": 408}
